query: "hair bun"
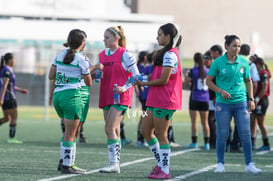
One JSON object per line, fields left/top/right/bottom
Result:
{"left": 224, "top": 35, "right": 230, "bottom": 41}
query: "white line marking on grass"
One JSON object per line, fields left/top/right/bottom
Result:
{"left": 257, "top": 132, "right": 273, "bottom": 138}
{"left": 265, "top": 164, "right": 273, "bottom": 168}
{"left": 37, "top": 148, "right": 200, "bottom": 181}
{"left": 0, "top": 147, "right": 149, "bottom": 156}
{"left": 256, "top": 148, "right": 273, "bottom": 155}
{"left": 166, "top": 164, "right": 217, "bottom": 181}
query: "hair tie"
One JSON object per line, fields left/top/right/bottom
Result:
{"left": 254, "top": 59, "right": 262, "bottom": 66}
{"left": 108, "top": 28, "right": 121, "bottom": 39}
{"left": 172, "top": 33, "right": 180, "bottom": 48}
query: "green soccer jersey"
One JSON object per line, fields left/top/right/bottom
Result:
{"left": 207, "top": 54, "right": 250, "bottom": 104}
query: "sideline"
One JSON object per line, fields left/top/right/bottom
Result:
{"left": 37, "top": 148, "right": 200, "bottom": 181}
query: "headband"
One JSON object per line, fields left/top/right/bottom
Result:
{"left": 108, "top": 28, "right": 121, "bottom": 39}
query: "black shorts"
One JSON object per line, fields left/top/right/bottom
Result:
{"left": 138, "top": 98, "right": 147, "bottom": 111}
{"left": 189, "top": 100, "right": 209, "bottom": 111}
{"left": 253, "top": 97, "right": 269, "bottom": 116}
{"left": 2, "top": 98, "right": 17, "bottom": 110}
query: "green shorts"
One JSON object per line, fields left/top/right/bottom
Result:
{"left": 53, "top": 89, "right": 82, "bottom": 120}
{"left": 147, "top": 107, "right": 176, "bottom": 120}
{"left": 80, "top": 86, "right": 90, "bottom": 122}
{"left": 103, "top": 105, "right": 129, "bottom": 115}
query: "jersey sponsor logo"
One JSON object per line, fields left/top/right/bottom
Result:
{"left": 222, "top": 69, "right": 226, "bottom": 74}
{"left": 104, "top": 62, "right": 114, "bottom": 66}
{"left": 240, "top": 67, "right": 244, "bottom": 74}
{"left": 164, "top": 57, "right": 172, "bottom": 63}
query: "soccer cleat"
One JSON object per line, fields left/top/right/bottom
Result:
{"left": 136, "top": 141, "right": 148, "bottom": 148}
{"left": 148, "top": 166, "right": 161, "bottom": 178}
{"left": 203, "top": 143, "right": 210, "bottom": 150}
{"left": 71, "top": 164, "right": 86, "bottom": 173}
{"left": 61, "top": 165, "right": 86, "bottom": 174}
{"left": 148, "top": 168, "right": 171, "bottom": 179}
{"left": 214, "top": 163, "right": 225, "bottom": 173}
{"left": 99, "top": 163, "right": 120, "bottom": 173}
{"left": 256, "top": 145, "right": 270, "bottom": 151}
{"left": 185, "top": 143, "right": 198, "bottom": 149}
{"left": 79, "top": 135, "right": 87, "bottom": 143}
{"left": 57, "top": 159, "right": 63, "bottom": 171}
{"left": 8, "top": 138, "right": 23, "bottom": 144}
{"left": 245, "top": 162, "right": 262, "bottom": 174}
{"left": 170, "top": 142, "right": 180, "bottom": 148}
{"left": 121, "top": 138, "right": 132, "bottom": 146}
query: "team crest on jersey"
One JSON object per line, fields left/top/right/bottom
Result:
{"left": 222, "top": 69, "right": 226, "bottom": 74}
{"left": 240, "top": 67, "right": 244, "bottom": 74}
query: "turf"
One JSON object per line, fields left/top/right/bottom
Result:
{"left": 0, "top": 106, "right": 272, "bottom": 181}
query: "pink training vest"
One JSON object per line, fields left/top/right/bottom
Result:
{"left": 146, "top": 47, "right": 182, "bottom": 110}
{"left": 98, "top": 47, "right": 133, "bottom": 108}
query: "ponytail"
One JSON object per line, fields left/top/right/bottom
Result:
{"left": 194, "top": 52, "right": 205, "bottom": 81}
{"left": 117, "top": 26, "right": 126, "bottom": 48}
{"left": 63, "top": 29, "right": 86, "bottom": 64}
{"left": 107, "top": 26, "right": 126, "bottom": 48}
{"left": 254, "top": 56, "right": 271, "bottom": 79}
{"left": 264, "top": 64, "right": 271, "bottom": 79}
{"left": 1, "top": 53, "right": 13, "bottom": 73}
{"left": 0, "top": 56, "right": 4, "bottom": 73}
{"left": 63, "top": 49, "right": 76, "bottom": 64}
{"left": 153, "top": 23, "right": 181, "bottom": 66}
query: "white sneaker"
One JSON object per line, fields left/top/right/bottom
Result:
{"left": 99, "top": 163, "right": 120, "bottom": 173}
{"left": 245, "top": 162, "right": 262, "bottom": 174}
{"left": 214, "top": 163, "right": 225, "bottom": 173}
{"left": 170, "top": 142, "right": 180, "bottom": 148}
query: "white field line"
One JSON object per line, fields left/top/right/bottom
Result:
{"left": 37, "top": 148, "right": 200, "bottom": 181}
{"left": 0, "top": 148, "right": 149, "bottom": 156}
{"left": 166, "top": 163, "right": 248, "bottom": 181}
{"left": 256, "top": 148, "right": 273, "bottom": 155}
{"left": 255, "top": 132, "right": 273, "bottom": 155}
{"left": 257, "top": 132, "right": 273, "bottom": 138}
{"left": 166, "top": 164, "right": 217, "bottom": 181}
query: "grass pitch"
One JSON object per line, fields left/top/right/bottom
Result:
{"left": 0, "top": 106, "right": 272, "bottom": 181}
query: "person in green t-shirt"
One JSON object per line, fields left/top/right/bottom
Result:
{"left": 206, "top": 35, "right": 261, "bottom": 174}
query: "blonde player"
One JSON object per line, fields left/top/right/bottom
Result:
{"left": 98, "top": 26, "right": 139, "bottom": 173}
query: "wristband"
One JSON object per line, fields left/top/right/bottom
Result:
{"left": 248, "top": 97, "right": 254, "bottom": 101}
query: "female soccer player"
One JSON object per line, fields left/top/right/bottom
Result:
{"left": 251, "top": 56, "right": 271, "bottom": 151}
{"left": 184, "top": 52, "right": 210, "bottom": 150}
{"left": 0, "top": 53, "right": 28, "bottom": 143}
{"left": 137, "top": 23, "right": 182, "bottom": 179}
{"left": 48, "top": 29, "right": 91, "bottom": 174}
{"left": 98, "top": 26, "right": 139, "bottom": 173}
